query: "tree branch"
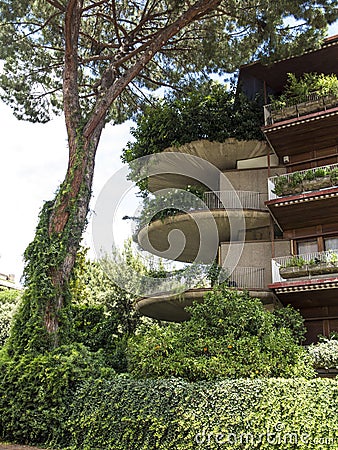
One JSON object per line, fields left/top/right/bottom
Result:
{"left": 83, "top": 0, "right": 222, "bottom": 138}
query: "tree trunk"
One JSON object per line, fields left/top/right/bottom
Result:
{"left": 44, "top": 121, "right": 104, "bottom": 344}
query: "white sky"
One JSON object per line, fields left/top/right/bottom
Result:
{"left": 1, "top": 24, "right": 338, "bottom": 284}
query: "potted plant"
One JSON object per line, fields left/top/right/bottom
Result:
{"left": 302, "top": 167, "right": 332, "bottom": 191}
{"left": 308, "top": 251, "right": 338, "bottom": 276}
{"left": 279, "top": 256, "right": 308, "bottom": 279}
{"left": 269, "top": 72, "right": 338, "bottom": 123}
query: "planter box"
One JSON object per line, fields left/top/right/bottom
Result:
{"left": 297, "top": 99, "right": 324, "bottom": 116}
{"left": 271, "top": 105, "right": 298, "bottom": 123}
{"left": 323, "top": 95, "right": 338, "bottom": 109}
{"left": 308, "top": 263, "right": 338, "bottom": 276}
{"left": 279, "top": 266, "right": 309, "bottom": 279}
{"left": 302, "top": 176, "right": 332, "bottom": 192}
{"left": 316, "top": 368, "right": 338, "bottom": 378}
{"left": 279, "top": 185, "right": 303, "bottom": 196}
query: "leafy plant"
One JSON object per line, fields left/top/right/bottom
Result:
{"left": 122, "top": 82, "right": 264, "bottom": 192}
{"left": 127, "top": 285, "right": 313, "bottom": 380}
{"left": 0, "top": 290, "right": 21, "bottom": 347}
{"left": 282, "top": 256, "right": 307, "bottom": 268}
{"left": 308, "top": 337, "right": 338, "bottom": 369}
{"left": 270, "top": 72, "right": 338, "bottom": 110}
{"left": 135, "top": 185, "right": 206, "bottom": 229}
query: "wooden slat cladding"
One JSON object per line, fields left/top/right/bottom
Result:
{"left": 286, "top": 145, "right": 338, "bottom": 172}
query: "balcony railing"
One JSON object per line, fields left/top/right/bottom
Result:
{"left": 264, "top": 93, "right": 338, "bottom": 126}
{"left": 225, "top": 266, "right": 265, "bottom": 289}
{"left": 271, "top": 250, "right": 338, "bottom": 283}
{"left": 204, "top": 191, "right": 267, "bottom": 210}
{"left": 144, "top": 266, "right": 266, "bottom": 295}
{"left": 268, "top": 163, "right": 338, "bottom": 200}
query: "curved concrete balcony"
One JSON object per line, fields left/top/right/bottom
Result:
{"left": 136, "top": 267, "right": 276, "bottom": 321}
{"left": 137, "top": 191, "right": 270, "bottom": 263}
{"left": 147, "top": 139, "right": 271, "bottom": 192}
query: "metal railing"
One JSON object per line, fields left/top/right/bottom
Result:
{"left": 204, "top": 190, "right": 267, "bottom": 210}
{"left": 272, "top": 250, "right": 338, "bottom": 283}
{"left": 268, "top": 162, "right": 338, "bottom": 200}
{"left": 264, "top": 93, "right": 338, "bottom": 126}
{"left": 225, "top": 266, "right": 265, "bottom": 289}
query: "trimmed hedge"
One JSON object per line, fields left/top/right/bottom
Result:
{"left": 66, "top": 377, "right": 338, "bottom": 450}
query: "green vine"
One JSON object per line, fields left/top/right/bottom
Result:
{"left": 7, "top": 147, "right": 91, "bottom": 356}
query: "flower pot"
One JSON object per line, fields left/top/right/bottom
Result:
{"left": 279, "top": 266, "right": 309, "bottom": 279}
{"left": 302, "top": 176, "right": 332, "bottom": 192}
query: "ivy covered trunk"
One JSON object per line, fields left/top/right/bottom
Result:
{"left": 8, "top": 124, "right": 104, "bottom": 353}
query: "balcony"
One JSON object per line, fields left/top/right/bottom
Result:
{"left": 262, "top": 94, "right": 338, "bottom": 157}
{"left": 264, "top": 93, "right": 338, "bottom": 126}
{"left": 266, "top": 164, "right": 338, "bottom": 230}
{"left": 270, "top": 251, "right": 338, "bottom": 309}
{"left": 268, "top": 163, "right": 338, "bottom": 200}
{"left": 137, "top": 190, "right": 270, "bottom": 263}
{"left": 136, "top": 266, "right": 273, "bottom": 321}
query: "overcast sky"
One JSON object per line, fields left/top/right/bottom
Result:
{"left": 1, "top": 25, "right": 338, "bottom": 284}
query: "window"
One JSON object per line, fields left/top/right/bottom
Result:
{"left": 297, "top": 239, "right": 318, "bottom": 255}
{"left": 324, "top": 237, "right": 338, "bottom": 251}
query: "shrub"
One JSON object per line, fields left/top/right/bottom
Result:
{"left": 308, "top": 337, "right": 338, "bottom": 369}
{"left": 0, "top": 343, "right": 113, "bottom": 447}
{"left": 66, "top": 377, "right": 338, "bottom": 450}
{"left": 127, "top": 286, "right": 314, "bottom": 380}
{"left": 0, "top": 289, "right": 21, "bottom": 346}
{"left": 121, "top": 81, "right": 264, "bottom": 193}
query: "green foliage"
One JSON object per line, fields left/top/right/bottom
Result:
{"left": 5, "top": 201, "right": 78, "bottom": 355}
{"left": 1, "top": 1, "right": 336, "bottom": 123}
{"left": 272, "top": 305, "right": 307, "bottom": 344}
{"left": 0, "top": 343, "right": 113, "bottom": 447}
{"left": 65, "top": 377, "right": 338, "bottom": 450}
{"left": 272, "top": 165, "right": 338, "bottom": 196}
{"left": 271, "top": 72, "right": 338, "bottom": 109}
{"left": 282, "top": 256, "right": 307, "bottom": 268}
{"left": 136, "top": 185, "right": 206, "bottom": 229}
{"left": 308, "top": 336, "right": 338, "bottom": 369}
{"left": 0, "top": 290, "right": 21, "bottom": 347}
{"left": 122, "top": 82, "right": 264, "bottom": 166}
{"left": 127, "top": 286, "right": 313, "bottom": 380}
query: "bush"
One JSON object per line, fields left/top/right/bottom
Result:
{"left": 0, "top": 343, "right": 113, "bottom": 446}
{"left": 308, "top": 337, "right": 338, "bottom": 369}
{"left": 0, "top": 289, "right": 21, "bottom": 346}
{"left": 127, "top": 286, "right": 314, "bottom": 380}
{"left": 121, "top": 81, "right": 264, "bottom": 167}
{"left": 66, "top": 377, "right": 338, "bottom": 450}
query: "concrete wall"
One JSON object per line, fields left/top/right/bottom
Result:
{"left": 220, "top": 166, "right": 286, "bottom": 194}
{"left": 220, "top": 239, "right": 290, "bottom": 286}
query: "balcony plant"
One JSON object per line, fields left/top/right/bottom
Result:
{"left": 279, "top": 256, "right": 308, "bottom": 279}
{"left": 272, "top": 165, "right": 338, "bottom": 197}
{"left": 269, "top": 72, "right": 338, "bottom": 122}
{"left": 279, "top": 251, "right": 338, "bottom": 279}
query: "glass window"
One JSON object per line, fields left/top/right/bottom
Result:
{"left": 324, "top": 237, "right": 338, "bottom": 251}
{"left": 297, "top": 239, "right": 318, "bottom": 255}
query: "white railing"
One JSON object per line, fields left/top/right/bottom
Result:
{"left": 264, "top": 93, "right": 338, "bottom": 126}
{"left": 272, "top": 250, "right": 338, "bottom": 283}
{"left": 268, "top": 162, "right": 338, "bottom": 200}
{"left": 204, "top": 191, "right": 267, "bottom": 210}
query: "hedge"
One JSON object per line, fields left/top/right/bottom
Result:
{"left": 65, "top": 377, "right": 338, "bottom": 450}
